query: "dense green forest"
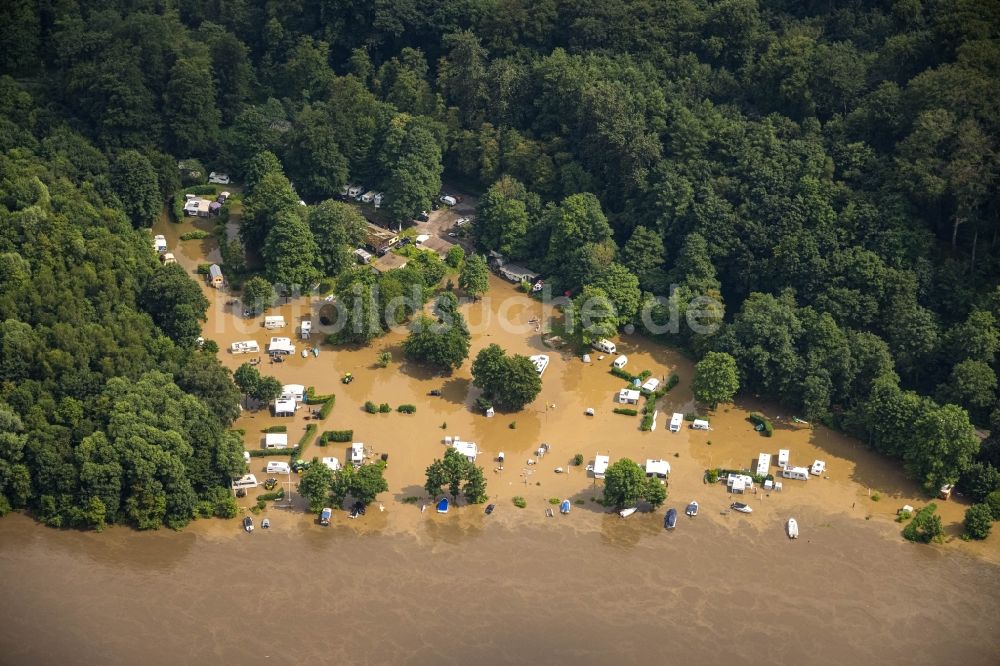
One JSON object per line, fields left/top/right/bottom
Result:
{"left": 1, "top": 0, "right": 999, "bottom": 527}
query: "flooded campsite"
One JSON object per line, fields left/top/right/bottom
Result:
{"left": 0, "top": 206, "right": 998, "bottom": 666}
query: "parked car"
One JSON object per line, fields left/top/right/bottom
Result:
{"left": 455, "top": 217, "right": 470, "bottom": 226}
{"left": 416, "top": 211, "right": 429, "bottom": 222}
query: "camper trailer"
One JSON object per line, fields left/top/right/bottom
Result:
{"left": 230, "top": 340, "right": 260, "bottom": 355}
{"left": 669, "top": 413, "right": 683, "bottom": 432}
{"left": 778, "top": 449, "right": 790, "bottom": 467}
{"left": 810, "top": 460, "right": 826, "bottom": 476}
{"left": 351, "top": 443, "right": 364, "bottom": 467}
{"left": 264, "top": 316, "right": 286, "bottom": 330}
{"left": 273, "top": 397, "right": 296, "bottom": 417}
{"left": 781, "top": 466, "right": 810, "bottom": 481}
{"left": 612, "top": 355, "right": 628, "bottom": 369}
{"left": 266, "top": 461, "right": 291, "bottom": 474}
{"left": 267, "top": 337, "right": 295, "bottom": 355}
{"left": 592, "top": 339, "right": 617, "bottom": 354}
{"left": 300, "top": 320, "right": 312, "bottom": 340}
{"left": 756, "top": 453, "right": 771, "bottom": 476}
{"left": 691, "top": 419, "right": 710, "bottom": 430}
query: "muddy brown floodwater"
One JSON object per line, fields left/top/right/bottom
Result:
{"left": 0, "top": 214, "right": 997, "bottom": 665}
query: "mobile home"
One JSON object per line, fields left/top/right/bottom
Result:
{"left": 267, "top": 337, "right": 295, "bottom": 355}
{"left": 266, "top": 461, "right": 291, "bottom": 474}
{"left": 231, "top": 474, "right": 259, "bottom": 490}
{"left": 781, "top": 466, "right": 810, "bottom": 481}
{"left": 160, "top": 252, "right": 176, "bottom": 265}
{"left": 280, "top": 384, "right": 305, "bottom": 401}
{"left": 153, "top": 234, "right": 167, "bottom": 253}
{"left": 350, "top": 442, "right": 365, "bottom": 467}
{"left": 592, "top": 454, "right": 610, "bottom": 479}
{"left": 273, "top": 397, "right": 296, "bottom": 417}
{"left": 264, "top": 315, "right": 286, "bottom": 329}
{"left": 691, "top": 419, "right": 710, "bottom": 430}
{"left": 300, "top": 320, "right": 312, "bottom": 340}
{"left": 727, "top": 473, "right": 754, "bottom": 493}
{"left": 617, "top": 389, "right": 640, "bottom": 405}
{"left": 669, "top": 412, "right": 683, "bottom": 432}
{"left": 230, "top": 340, "right": 260, "bottom": 355}
{"left": 321, "top": 457, "right": 341, "bottom": 472}
{"left": 451, "top": 440, "right": 478, "bottom": 462}
{"left": 641, "top": 377, "right": 660, "bottom": 392}
{"left": 264, "top": 433, "right": 288, "bottom": 449}
{"left": 756, "top": 453, "right": 771, "bottom": 477}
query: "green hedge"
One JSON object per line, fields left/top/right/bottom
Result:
{"left": 378, "top": 403, "right": 391, "bottom": 413}
{"left": 749, "top": 412, "right": 774, "bottom": 437}
{"left": 664, "top": 373, "right": 679, "bottom": 391}
{"left": 171, "top": 193, "right": 185, "bottom": 222}
{"left": 397, "top": 404, "right": 416, "bottom": 414}
{"left": 364, "top": 401, "right": 378, "bottom": 414}
{"left": 613, "top": 407, "right": 638, "bottom": 416}
{"left": 319, "top": 430, "right": 353, "bottom": 444}
{"left": 262, "top": 425, "right": 287, "bottom": 433}
{"left": 187, "top": 184, "right": 218, "bottom": 195}
{"left": 640, "top": 413, "right": 654, "bottom": 431}
{"left": 196, "top": 263, "right": 211, "bottom": 275}
{"left": 248, "top": 446, "right": 301, "bottom": 458}
{"left": 317, "top": 397, "right": 335, "bottom": 420}
{"left": 305, "top": 387, "right": 335, "bottom": 405}
{"left": 298, "top": 424, "right": 317, "bottom": 448}
{"left": 180, "top": 230, "right": 210, "bottom": 240}
{"left": 256, "top": 489, "right": 285, "bottom": 502}
{"left": 610, "top": 367, "right": 635, "bottom": 382}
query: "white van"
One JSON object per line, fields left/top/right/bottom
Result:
{"left": 264, "top": 315, "right": 285, "bottom": 329}
{"left": 592, "top": 339, "right": 617, "bottom": 354}
{"left": 612, "top": 355, "right": 628, "bottom": 369}
{"left": 692, "top": 419, "right": 710, "bottom": 430}
{"left": 266, "top": 461, "right": 291, "bottom": 474}
{"left": 669, "top": 413, "right": 683, "bottom": 432}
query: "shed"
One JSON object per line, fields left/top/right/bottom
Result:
{"left": 208, "top": 264, "right": 224, "bottom": 288}
{"left": 371, "top": 253, "right": 407, "bottom": 274}
{"left": 498, "top": 263, "right": 539, "bottom": 283}
{"left": 419, "top": 236, "right": 456, "bottom": 258}
{"left": 264, "top": 433, "right": 288, "bottom": 449}
{"left": 617, "top": 389, "right": 640, "bottom": 405}
{"left": 645, "top": 459, "right": 671, "bottom": 479}
{"left": 593, "top": 454, "right": 610, "bottom": 479}
{"left": 756, "top": 452, "right": 771, "bottom": 476}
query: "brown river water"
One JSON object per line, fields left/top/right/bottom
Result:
{"left": 0, "top": 211, "right": 997, "bottom": 665}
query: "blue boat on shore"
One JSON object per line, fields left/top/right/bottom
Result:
{"left": 560, "top": 499, "right": 571, "bottom": 514}
{"left": 665, "top": 508, "right": 677, "bottom": 530}
{"left": 436, "top": 498, "right": 449, "bottom": 514}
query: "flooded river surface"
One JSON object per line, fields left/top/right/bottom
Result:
{"left": 1, "top": 213, "right": 998, "bottom": 664}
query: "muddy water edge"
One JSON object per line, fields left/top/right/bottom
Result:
{"left": 0, "top": 213, "right": 997, "bottom": 665}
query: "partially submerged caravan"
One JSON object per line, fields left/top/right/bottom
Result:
{"left": 669, "top": 412, "right": 684, "bottom": 432}
{"left": 264, "top": 315, "right": 286, "bottom": 329}
{"left": 230, "top": 340, "right": 260, "bottom": 355}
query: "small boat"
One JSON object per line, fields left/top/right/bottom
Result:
{"left": 560, "top": 499, "right": 571, "bottom": 514}
{"left": 665, "top": 508, "right": 677, "bottom": 529}
{"left": 261, "top": 518, "right": 270, "bottom": 529}
{"left": 585, "top": 407, "right": 595, "bottom": 416}
{"left": 243, "top": 516, "right": 254, "bottom": 533}
{"left": 787, "top": 518, "right": 799, "bottom": 539}
{"left": 685, "top": 501, "right": 699, "bottom": 517}
{"left": 320, "top": 507, "right": 332, "bottom": 526}
{"left": 485, "top": 503, "right": 495, "bottom": 515}
{"left": 619, "top": 507, "right": 637, "bottom": 518}
{"left": 301, "top": 350, "right": 308, "bottom": 358}
{"left": 436, "top": 498, "right": 449, "bottom": 514}
{"left": 311, "top": 346, "right": 319, "bottom": 357}
{"left": 731, "top": 502, "right": 753, "bottom": 514}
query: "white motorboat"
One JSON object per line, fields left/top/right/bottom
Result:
{"left": 731, "top": 502, "right": 753, "bottom": 514}
{"left": 685, "top": 501, "right": 699, "bottom": 517}
{"left": 787, "top": 518, "right": 799, "bottom": 539}
{"left": 619, "top": 507, "right": 637, "bottom": 518}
